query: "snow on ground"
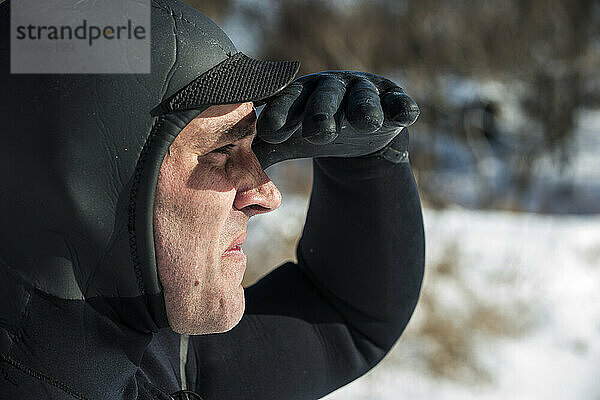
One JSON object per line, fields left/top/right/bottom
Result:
{"left": 243, "top": 158, "right": 600, "bottom": 399}
{"left": 240, "top": 76, "right": 600, "bottom": 398}
{"left": 245, "top": 195, "right": 600, "bottom": 399}
{"left": 322, "top": 207, "right": 600, "bottom": 400}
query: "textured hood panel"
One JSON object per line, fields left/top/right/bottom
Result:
{"left": 0, "top": 0, "right": 237, "bottom": 336}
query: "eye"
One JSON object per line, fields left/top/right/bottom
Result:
{"left": 211, "top": 144, "right": 235, "bottom": 155}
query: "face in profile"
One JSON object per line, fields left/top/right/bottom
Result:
{"left": 153, "top": 102, "right": 282, "bottom": 335}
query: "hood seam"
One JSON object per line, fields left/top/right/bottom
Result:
{"left": 151, "top": 2, "right": 229, "bottom": 56}
{"left": 127, "top": 115, "right": 166, "bottom": 297}
{"left": 0, "top": 259, "right": 33, "bottom": 340}
{"left": 0, "top": 355, "right": 89, "bottom": 400}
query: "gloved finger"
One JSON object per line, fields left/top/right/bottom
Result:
{"left": 252, "top": 137, "right": 279, "bottom": 169}
{"left": 256, "top": 82, "right": 311, "bottom": 144}
{"left": 345, "top": 78, "right": 384, "bottom": 133}
{"left": 380, "top": 89, "right": 420, "bottom": 127}
{"left": 302, "top": 75, "right": 346, "bottom": 145}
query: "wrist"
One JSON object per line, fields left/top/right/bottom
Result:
{"left": 362, "top": 128, "right": 410, "bottom": 164}
{"left": 314, "top": 128, "right": 411, "bottom": 181}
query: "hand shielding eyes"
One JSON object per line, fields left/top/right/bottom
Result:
{"left": 253, "top": 71, "right": 419, "bottom": 169}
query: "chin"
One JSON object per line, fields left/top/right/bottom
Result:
{"left": 167, "top": 286, "right": 245, "bottom": 335}
{"left": 212, "top": 302, "right": 245, "bottom": 333}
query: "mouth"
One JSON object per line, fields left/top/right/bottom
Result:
{"left": 222, "top": 231, "right": 247, "bottom": 257}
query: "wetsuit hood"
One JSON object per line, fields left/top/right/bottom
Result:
{"left": 0, "top": 0, "right": 299, "bottom": 341}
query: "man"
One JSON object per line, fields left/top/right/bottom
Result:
{"left": 0, "top": 0, "right": 424, "bottom": 399}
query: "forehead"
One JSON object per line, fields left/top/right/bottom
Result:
{"left": 174, "top": 103, "right": 256, "bottom": 150}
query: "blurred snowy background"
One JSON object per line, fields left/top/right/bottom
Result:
{"left": 187, "top": 1, "right": 600, "bottom": 398}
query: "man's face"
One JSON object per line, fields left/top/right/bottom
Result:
{"left": 153, "top": 102, "right": 282, "bottom": 335}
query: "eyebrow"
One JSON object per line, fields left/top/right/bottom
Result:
{"left": 188, "top": 110, "right": 257, "bottom": 151}
{"left": 220, "top": 117, "right": 256, "bottom": 143}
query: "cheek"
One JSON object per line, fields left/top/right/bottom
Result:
{"left": 157, "top": 157, "right": 234, "bottom": 223}
{"left": 187, "top": 158, "right": 235, "bottom": 192}
{"left": 154, "top": 157, "right": 237, "bottom": 277}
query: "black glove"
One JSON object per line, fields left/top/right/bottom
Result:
{"left": 252, "top": 71, "right": 419, "bottom": 169}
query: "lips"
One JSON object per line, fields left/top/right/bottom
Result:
{"left": 223, "top": 232, "right": 246, "bottom": 256}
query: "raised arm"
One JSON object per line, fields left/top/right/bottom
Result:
{"left": 189, "top": 73, "right": 425, "bottom": 400}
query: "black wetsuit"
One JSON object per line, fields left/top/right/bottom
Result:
{"left": 1, "top": 156, "right": 424, "bottom": 400}
{"left": 189, "top": 156, "right": 425, "bottom": 399}
{"left": 0, "top": 0, "right": 424, "bottom": 398}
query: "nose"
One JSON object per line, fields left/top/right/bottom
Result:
{"left": 232, "top": 149, "right": 282, "bottom": 216}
